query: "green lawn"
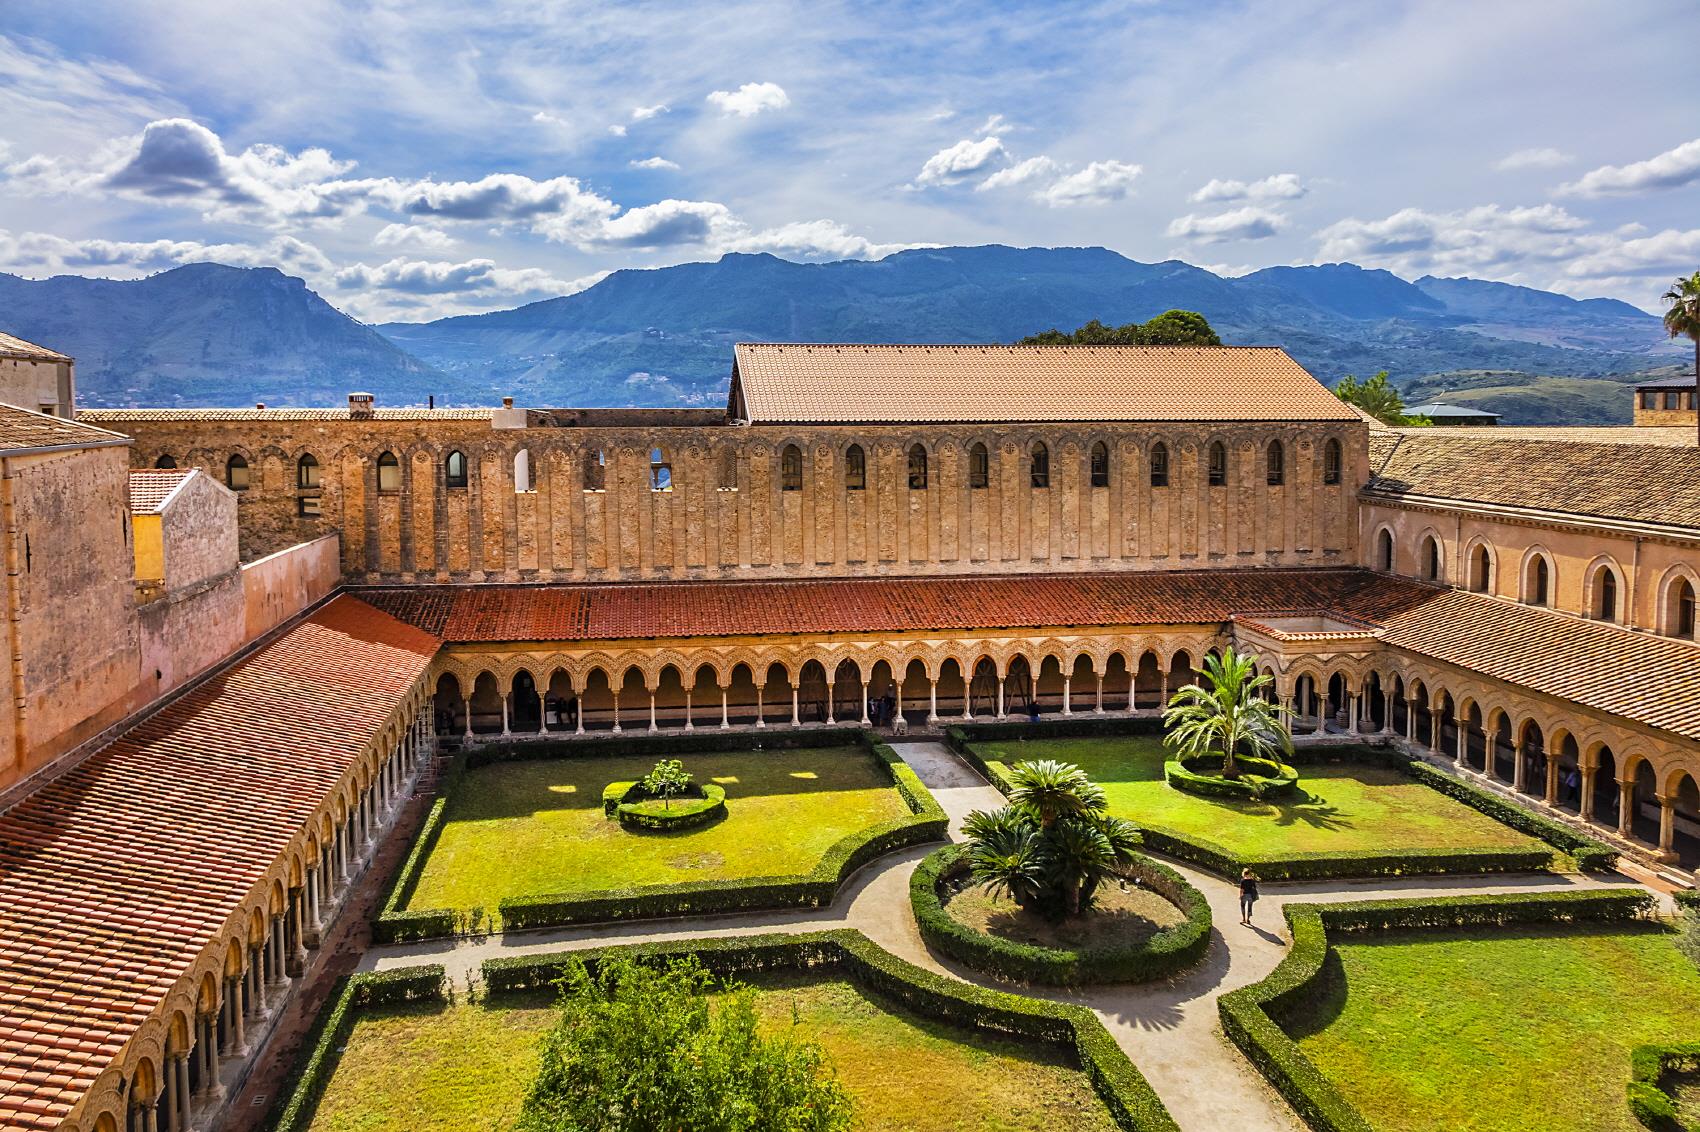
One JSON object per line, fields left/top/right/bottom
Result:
{"left": 406, "top": 747, "right": 910, "bottom": 910}
{"left": 305, "top": 977, "right": 1120, "bottom": 1132}
{"left": 968, "top": 736, "right": 1544, "bottom": 858}
{"left": 1272, "top": 923, "right": 1700, "bottom": 1132}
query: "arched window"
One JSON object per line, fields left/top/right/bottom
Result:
{"left": 1470, "top": 544, "right": 1492, "bottom": 593}
{"left": 511, "top": 449, "right": 531, "bottom": 493}
{"left": 1207, "top": 442, "right": 1226, "bottom": 487}
{"left": 377, "top": 451, "right": 402, "bottom": 492}
{"left": 717, "top": 448, "right": 737, "bottom": 490}
{"left": 1674, "top": 576, "right": 1698, "bottom": 639}
{"left": 584, "top": 448, "right": 606, "bottom": 491}
{"left": 907, "top": 443, "right": 929, "bottom": 490}
{"left": 1422, "top": 534, "right": 1441, "bottom": 581}
{"left": 781, "top": 444, "right": 803, "bottom": 491}
{"left": 1592, "top": 565, "right": 1618, "bottom": 622}
{"left": 1029, "top": 442, "right": 1049, "bottom": 489}
{"left": 1377, "top": 528, "right": 1394, "bottom": 571}
{"left": 968, "top": 442, "right": 989, "bottom": 489}
{"left": 845, "top": 444, "right": 866, "bottom": 490}
{"left": 1323, "top": 438, "right": 1342, "bottom": 486}
{"left": 1089, "top": 441, "right": 1109, "bottom": 488}
{"left": 1524, "top": 555, "right": 1551, "bottom": 606}
{"left": 649, "top": 447, "right": 672, "bottom": 491}
{"left": 1149, "top": 442, "right": 1169, "bottom": 488}
{"left": 297, "top": 453, "right": 321, "bottom": 489}
{"left": 226, "top": 454, "right": 250, "bottom": 492}
{"left": 1266, "top": 440, "right": 1285, "bottom": 486}
{"left": 444, "top": 450, "right": 468, "bottom": 489}
{"left": 154, "top": 454, "right": 177, "bottom": 470}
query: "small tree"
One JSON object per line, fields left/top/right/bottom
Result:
{"left": 1662, "top": 270, "right": 1700, "bottom": 446}
{"left": 963, "top": 760, "right": 1139, "bottom": 919}
{"left": 1333, "top": 371, "right": 1430, "bottom": 426}
{"left": 1163, "top": 648, "right": 1292, "bottom": 780}
{"left": 516, "top": 955, "right": 854, "bottom": 1132}
{"left": 640, "top": 758, "right": 692, "bottom": 809}
{"left": 1018, "top": 309, "right": 1221, "bottom": 347}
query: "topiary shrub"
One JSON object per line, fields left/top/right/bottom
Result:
{"left": 613, "top": 783, "right": 728, "bottom": 831}
{"left": 1626, "top": 1042, "right": 1700, "bottom": 1131}
{"left": 1164, "top": 754, "right": 1301, "bottom": 801}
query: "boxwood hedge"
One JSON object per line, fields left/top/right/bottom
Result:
{"left": 1628, "top": 1042, "right": 1700, "bottom": 1131}
{"left": 266, "top": 964, "right": 447, "bottom": 1132}
{"left": 1218, "top": 888, "right": 1657, "bottom": 1132}
{"left": 1674, "top": 889, "right": 1699, "bottom": 915}
{"left": 371, "top": 752, "right": 468, "bottom": 943}
{"left": 481, "top": 928, "right": 1181, "bottom": 1132}
{"left": 950, "top": 728, "right": 1617, "bottom": 881}
{"left": 610, "top": 782, "right": 728, "bottom": 830}
{"left": 910, "top": 844, "right": 1211, "bottom": 985}
{"left": 1164, "top": 754, "right": 1300, "bottom": 801}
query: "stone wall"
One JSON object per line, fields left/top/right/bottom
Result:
{"left": 97, "top": 413, "right": 1368, "bottom": 581}
{"left": 242, "top": 535, "right": 341, "bottom": 641}
{"left": 160, "top": 471, "right": 240, "bottom": 591}
{"left": 0, "top": 356, "right": 74, "bottom": 417}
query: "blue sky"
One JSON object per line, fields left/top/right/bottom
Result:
{"left": 1, "top": 0, "right": 1696, "bottom": 321}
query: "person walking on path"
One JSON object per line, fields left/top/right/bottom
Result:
{"left": 1239, "top": 868, "right": 1259, "bottom": 926}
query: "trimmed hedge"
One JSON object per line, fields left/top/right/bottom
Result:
{"left": 469, "top": 726, "right": 869, "bottom": 767}
{"left": 1219, "top": 888, "right": 1657, "bottom": 1132}
{"left": 265, "top": 964, "right": 447, "bottom": 1132}
{"left": 372, "top": 752, "right": 468, "bottom": 943}
{"left": 610, "top": 782, "right": 728, "bottom": 830}
{"left": 1628, "top": 1042, "right": 1700, "bottom": 1131}
{"left": 1674, "top": 889, "right": 1700, "bottom": 915}
{"left": 1165, "top": 754, "right": 1300, "bottom": 801}
{"left": 495, "top": 735, "right": 947, "bottom": 931}
{"left": 482, "top": 928, "right": 1181, "bottom": 1132}
{"left": 910, "top": 844, "right": 1211, "bottom": 985}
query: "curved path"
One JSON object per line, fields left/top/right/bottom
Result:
{"left": 361, "top": 741, "right": 1657, "bottom": 1132}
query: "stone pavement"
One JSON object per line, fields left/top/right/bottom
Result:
{"left": 359, "top": 741, "right": 1661, "bottom": 1132}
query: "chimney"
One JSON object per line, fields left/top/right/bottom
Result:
{"left": 255, "top": 402, "right": 265, "bottom": 410}
{"left": 348, "top": 392, "right": 375, "bottom": 419}
{"left": 502, "top": 396, "right": 514, "bottom": 409}
{"left": 428, "top": 395, "right": 435, "bottom": 410}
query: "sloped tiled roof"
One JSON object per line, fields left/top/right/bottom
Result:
{"left": 0, "top": 333, "right": 70, "bottom": 363}
{"left": 358, "top": 569, "right": 1436, "bottom": 643}
{"left": 126, "top": 469, "right": 195, "bottom": 514}
{"left": 0, "top": 596, "right": 439, "bottom": 1130}
{"left": 0, "top": 405, "right": 129, "bottom": 454}
{"left": 1366, "top": 429, "right": 1700, "bottom": 530}
{"left": 80, "top": 407, "right": 493, "bottom": 422}
{"left": 729, "top": 343, "right": 1363, "bottom": 424}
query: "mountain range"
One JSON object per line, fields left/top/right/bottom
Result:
{"left": 0, "top": 246, "right": 1680, "bottom": 421}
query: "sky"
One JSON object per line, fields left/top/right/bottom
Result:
{"left": 1, "top": 0, "right": 1697, "bottom": 323}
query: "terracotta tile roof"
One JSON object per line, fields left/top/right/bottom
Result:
{"left": 1366, "top": 430, "right": 1700, "bottom": 530}
{"left": 0, "top": 405, "right": 129, "bottom": 454}
{"left": 126, "top": 469, "right": 195, "bottom": 514}
{"left": 80, "top": 407, "right": 493, "bottom": 422}
{"left": 358, "top": 569, "right": 1437, "bottom": 643}
{"left": 0, "top": 333, "right": 70, "bottom": 363}
{"left": 0, "top": 596, "right": 438, "bottom": 1130}
{"left": 1432, "top": 425, "right": 1696, "bottom": 446}
{"left": 1379, "top": 589, "right": 1700, "bottom": 740}
{"left": 729, "top": 343, "right": 1363, "bottom": 424}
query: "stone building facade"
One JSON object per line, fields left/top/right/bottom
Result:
{"left": 0, "top": 331, "right": 77, "bottom": 419}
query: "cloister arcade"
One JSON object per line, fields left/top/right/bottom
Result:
{"left": 75, "top": 698, "right": 437, "bottom": 1132}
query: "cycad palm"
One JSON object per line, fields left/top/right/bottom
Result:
{"left": 1008, "top": 759, "right": 1103, "bottom": 828}
{"left": 1163, "top": 647, "right": 1291, "bottom": 779}
{"left": 1662, "top": 271, "right": 1700, "bottom": 445}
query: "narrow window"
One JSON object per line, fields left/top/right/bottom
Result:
{"left": 1377, "top": 529, "right": 1394, "bottom": 571}
{"left": 781, "top": 444, "right": 803, "bottom": 491}
{"left": 297, "top": 453, "right": 321, "bottom": 489}
{"left": 512, "top": 449, "right": 532, "bottom": 493}
{"left": 1423, "top": 535, "right": 1441, "bottom": 581}
{"left": 1641, "top": 390, "right": 1655, "bottom": 410}
{"left": 1678, "top": 578, "right": 1697, "bottom": 638}
{"left": 1596, "top": 568, "right": 1617, "bottom": 621}
{"left": 968, "top": 442, "right": 989, "bottom": 489}
{"left": 154, "top": 454, "right": 177, "bottom": 470}
{"left": 1471, "top": 545, "right": 1491, "bottom": 592}
{"left": 226, "top": 454, "right": 250, "bottom": 492}
{"left": 1323, "top": 438, "right": 1342, "bottom": 485}
{"left": 1089, "top": 441, "right": 1109, "bottom": 488}
{"left": 907, "top": 443, "right": 929, "bottom": 490}
{"left": 1149, "top": 442, "right": 1169, "bottom": 488}
{"left": 649, "top": 447, "right": 672, "bottom": 491}
{"left": 845, "top": 444, "right": 866, "bottom": 490}
{"left": 377, "top": 451, "right": 402, "bottom": 492}
{"left": 1527, "top": 556, "right": 1550, "bottom": 606}
{"left": 583, "top": 448, "right": 606, "bottom": 491}
{"left": 1266, "top": 440, "right": 1285, "bottom": 486}
{"left": 1207, "top": 442, "right": 1226, "bottom": 487}
{"left": 298, "top": 496, "right": 322, "bottom": 517}
{"left": 1666, "top": 391, "right": 1680, "bottom": 411}
{"left": 717, "top": 448, "right": 738, "bottom": 490}
{"left": 1029, "top": 442, "right": 1049, "bottom": 489}
{"left": 444, "top": 450, "right": 468, "bottom": 489}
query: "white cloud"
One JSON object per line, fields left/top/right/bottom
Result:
{"left": 607, "top": 124, "right": 627, "bottom": 137}
{"left": 0, "top": 228, "right": 333, "bottom": 275}
{"left": 372, "top": 222, "right": 456, "bottom": 250}
{"left": 1034, "top": 159, "right": 1141, "bottom": 206}
{"left": 631, "top": 103, "right": 668, "bottom": 121}
{"left": 722, "top": 218, "right": 932, "bottom": 261}
{"left": 1167, "top": 207, "right": 1286, "bottom": 242}
{"left": 1561, "top": 227, "right": 1700, "bottom": 281}
{"left": 706, "top": 81, "right": 789, "bottom": 118}
{"left": 978, "top": 155, "right": 1058, "bottom": 192}
{"left": 1494, "top": 147, "right": 1572, "bottom": 171}
{"left": 531, "top": 110, "right": 568, "bottom": 128}
{"left": 1557, "top": 138, "right": 1700, "bottom": 197}
{"left": 976, "top": 114, "right": 1010, "bottom": 136}
{"left": 629, "top": 156, "right": 680, "bottom": 171}
{"left": 1190, "top": 173, "right": 1306, "bottom": 203}
{"left": 595, "top": 199, "right": 738, "bottom": 248}
{"left": 331, "top": 255, "right": 600, "bottom": 297}
{"left": 915, "top": 136, "right": 1006, "bottom": 187}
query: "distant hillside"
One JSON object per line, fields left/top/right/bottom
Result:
{"left": 1404, "top": 371, "right": 1638, "bottom": 425}
{"left": 0, "top": 247, "right": 1678, "bottom": 412}
{"left": 0, "top": 264, "right": 441, "bottom": 407}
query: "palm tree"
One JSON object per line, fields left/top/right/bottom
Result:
{"left": 1007, "top": 759, "right": 1104, "bottom": 828}
{"left": 1662, "top": 271, "right": 1700, "bottom": 446}
{"left": 1163, "top": 647, "right": 1292, "bottom": 779}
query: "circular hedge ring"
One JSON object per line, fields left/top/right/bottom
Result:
{"left": 1164, "top": 753, "right": 1300, "bottom": 801}
{"left": 603, "top": 781, "right": 728, "bottom": 831}
{"left": 910, "top": 844, "right": 1212, "bottom": 986}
